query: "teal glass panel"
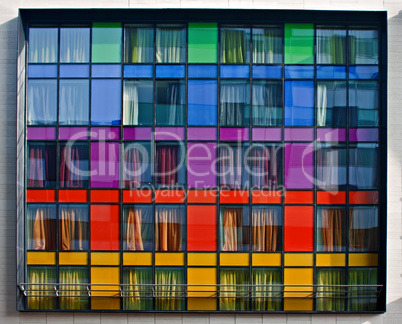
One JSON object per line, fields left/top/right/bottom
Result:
{"left": 188, "top": 22, "right": 218, "bottom": 63}
{"left": 349, "top": 29, "right": 378, "bottom": 64}
{"left": 284, "top": 23, "right": 314, "bottom": 64}
{"left": 349, "top": 81, "right": 378, "bottom": 127}
{"left": 92, "top": 22, "right": 122, "bottom": 63}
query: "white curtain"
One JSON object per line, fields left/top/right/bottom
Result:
{"left": 156, "top": 27, "right": 185, "bottom": 63}
{"left": 349, "top": 144, "right": 378, "bottom": 189}
{"left": 27, "top": 80, "right": 57, "bottom": 125}
{"left": 29, "top": 28, "right": 57, "bottom": 63}
{"left": 123, "top": 81, "right": 139, "bottom": 125}
{"left": 252, "top": 27, "right": 282, "bottom": 64}
{"left": 220, "top": 81, "right": 249, "bottom": 126}
{"left": 59, "top": 80, "right": 89, "bottom": 125}
{"left": 60, "top": 28, "right": 90, "bottom": 63}
{"left": 125, "top": 27, "right": 154, "bottom": 63}
{"left": 349, "top": 81, "right": 379, "bottom": 126}
{"left": 252, "top": 82, "right": 281, "bottom": 126}
{"left": 317, "top": 145, "right": 346, "bottom": 189}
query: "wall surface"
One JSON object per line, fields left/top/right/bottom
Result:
{"left": 0, "top": 0, "right": 401, "bottom": 323}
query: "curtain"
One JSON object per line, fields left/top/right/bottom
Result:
{"left": 349, "top": 144, "right": 378, "bottom": 189}
{"left": 317, "top": 81, "right": 347, "bottom": 127}
{"left": 124, "top": 143, "right": 151, "bottom": 188}
{"left": 27, "top": 267, "right": 56, "bottom": 309}
{"left": 125, "top": 27, "right": 154, "bottom": 63}
{"left": 252, "top": 269, "right": 281, "bottom": 311}
{"left": 349, "top": 207, "right": 378, "bottom": 252}
{"left": 28, "top": 205, "right": 56, "bottom": 250}
{"left": 27, "top": 80, "right": 57, "bottom": 125}
{"left": 252, "top": 207, "right": 281, "bottom": 252}
{"left": 123, "top": 268, "right": 153, "bottom": 310}
{"left": 60, "top": 144, "right": 88, "bottom": 188}
{"left": 28, "top": 143, "right": 56, "bottom": 188}
{"left": 349, "top": 30, "right": 379, "bottom": 64}
{"left": 156, "top": 81, "right": 185, "bottom": 125}
{"left": 349, "top": 81, "right": 379, "bottom": 127}
{"left": 348, "top": 268, "right": 377, "bottom": 311}
{"left": 123, "top": 206, "right": 152, "bottom": 251}
{"left": 252, "top": 27, "right": 282, "bottom": 64}
{"left": 123, "top": 81, "right": 139, "bottom": 125}
{"left": 59, "top": 267, "right": 88, "bottom": 310}
{"left": 316, "top": 28, "right": 346, "bottom": 64}
{"left": 155, "top": 268, "right": 184, "bottom": 310}
{"left": 59, "top": 206, "right": 88, "bottom": 251}
{"left": 29, "top": 28, "right": 57, "bottom": 63}
{"left": 220, "top": 268, "right": 249, "bottom": 311}
{"left": 316, "top": 269, "right": 345, "bottom": 311}
{"left": 252, "top": 81, "right": 282, "bottom": 126}
{"left": 220, "top": 81, "right": 249, "bottom": 126}
{"left": 316, "top": 145, "right": 346, "bottom": 190}
{"left": 220, "top": 207, "right": 244, "bottom": 251}
{"left": 123, "top": 81, "right": 153, "bottom": 125}
{"left": 250, "top": 145, "right": 282, "bottom": 189}
{"left": 221, "top": 28, "right": 249, "bottom": 63}
{"left": 156, "top": 145, "right": 181, "bottom": 187}
{"left": 317, "top": 208, "right": 345, "bottom": 252}
{"left": 156, "top": 27, "right": 185, "bottom": 63}
{"left": 155, "top": 206, "right": 183, "bottom": 251}
{"left": 59, "top": 80, "right": 89, "bottom": 125}
{"left": 220, "top": 145, "right": 245, "bottom": 189}
{"left": 60, "top": 28, "right": 89, "bottom": 63}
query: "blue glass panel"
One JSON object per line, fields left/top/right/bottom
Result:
{"left": 220, "top": 65, "right": 250, "bottom": 78}
{"left": 285, "top": 65, "right": 314, "bottom": 79}
{"left": 188, "top": 80, "right": 218, "bottom": 126}
{"left": 284, "top": 80, "right": 314, "bottom": 126}
{"left": 188, "top": 65, "right": 218, "bottom": 78}
{"left": 60, "top": 64, "right": 90, "bottom": 78}
{"left": 91, "top": 79, "right": 121, "bottom": 125}
{"left": 317, "top": 66, "right": 346, "bottom": 79}
{"left": 156, "top": 65, "right": 186, "bottom": 78}
{"left": 91, "top": 64, "right": 121, "bottom": 78}
{"left": 28, "top": 65, "right": 57, "bottom": 78}
{"left": 349, "top": 66, "right": 379, "bottom": 79}
{"left": 252, "top": 65, "right": 282, "bottom": 79}
{"left": 124, "top": 65, "right": 153, "bottom": 78}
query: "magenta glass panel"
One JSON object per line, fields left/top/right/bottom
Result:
{"left": 284, "top": 128, "right": 314, "bottom": 141}
{"left": 285, "top": 143, "right": 314, "bottom": 189}
{"left": 59, "top": 127, "right": 88, "bottom": 140}
{"left": 123, "top": 127, "right": 152, "bottom": 140}
{"left": 220, "top": 128, "right": 249, "bottom": 141}
{"left": 155, "top": 127, "right": 185, "bottom": 140}
{"left": 252, "top": 128, "right": 282, "bottom": 141}
{"left": 90, "top": 127, "right": 120, "bottom": 140}
{"left": 187, "top": 127, "right": 217, "bottom": 141}
{"left": 91, "top": 142, "right": 120, "bottom": 188}
{"left": 187, "top": 143, "right": 217, "bottom": 188}
{"left": 27, "top": 127, "right": 56, "bottom": 140}
{"left": 349, "top": 128, "right": 379, "bottom": 142}
{"left": 317, "top": 128, "right": 346, "bottom": 142}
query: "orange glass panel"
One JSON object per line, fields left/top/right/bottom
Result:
{"left": 349, "top": 191, "right": 378, "bottom": 204}
{"left": 58, "top": 189, "right": 88, "bottom": 203}
{"left": 284, "top": 206, "right": 313, "bottom": 252}
{"left": 155, "top": 190, "right": 185, "bottom": 203}
{"left": 90, "top": 190, "right": 120, "bottom": 203}
{"left": 317, "top": 191, "right": 346, "bottom": 204}
{"left": 251, "top": 191, "right": 282, "bottom": 204}
{"left": 27, "top": 189, "right": 56, "bottom": 202}
{"left": 187, "top": 190, "right": 218, "bottom": 203}
{"left": 284, "top": 191, "right": 314, "bottom": 204}
{"left": 122, "top": 189, "right": 152, "bottom": 203}
{"left": 187, "top": 205, "right": 216, "bottom": 251}
{"left": 220, "top": 190, "right": 249, "bottom": 204}
{"left": 90, "top": 205, "right": 120, "bottom": 250}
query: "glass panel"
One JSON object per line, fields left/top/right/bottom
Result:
{"left": 91, "top": 79, "right": 122, "bottom": 125}
{"left": 285, "top": 65, "right": 314, "bottom": 79}
{"left": 252, "top": 268, "right": 281, "bottom": 311}
{"left": 251, "top": 206, "right": 282, "bottom": 251}
{"left": 221, "top": 26, "right": 250, "bottom": 64}
{"left": 60, "top": 143, "right": 89, "bottom": 188}
{"left": 156, "top": 80, "right": 185, "bottom": 125}
{"left": 123, "top": 267, "right": 153, "bottom": 310}
{"left": 349, "top": 128, "right": 378, "bottom": 142}
{"left": 187, "top": 142, "right": 217, "bottom": 188}
{"left": 188, "top": 22, "right": 218, "bottom": 63}
{"left": 27, "top": 142, "right": 57, "bottom": 188}
{"left": 348, "top": 268, "right": 377, "bottom": 311}
{"left": 349, "top": 66, "right": 379, "bottom": 79}
{"left": 349, "top": 207, "right": 378, "bottom": 252}
{"left": 220, "top": 268, "right": 249, "bottom": 310}
{"left": 284, "top": 80, "right": 314, "bottom": 126}
{"left": 284, "top": 143, "right": 314, "bottom": 189}
{"left": 316, "top": 27, "right": 346, "bottom": 64}
{"left": 156, "top": 26, "right": 186, "bottom": 63}
{"left": 252, "top": 65, "right": 282, "bottom": 79}
{"left": 27, "top": 266, "right": 56, "bottom": 309}
{"left": 60, "top": 28, "right": 90, "bottom": 63}
{"left": 123, "top": 80, "right": 153, "bottom": 126}
{"left": 349, "top": 143, "right": 378, "bottom": 189}
{"left": 284, "top": 128, "right": 314, "bottom": 141}
{"left": 316, "top": 66, "right": 346, "bottom": 79}
{"left": 90, "top": 142, "right": 120, "bottom": 188}
{"left": 219, "top": 144, "right": 249, "bottom": 189}
{"left": 60, "top": 64, "right": 90, "bottom": 78}
{"left": 59, "top": 80, "right": 89, "bottom": 125}
{"left": 92, "top": 64, "right": 121, "bottom": 78}
{"left": 188, "top": 80, "right": 217, "bottom": 126}
{"left": 155, "top": 143, "right": 185, "bottom": 187}
{"left": 92, "top": 22, "right": 122, "bottom": 63}
{"left": 123, "top": 142, "right": 152, "bottom": 188}
{"left": 316, "top": 269, "right": 346, "bottom": 311}
{"left": 220, "top": 128, "right": 249, "bottom": 141}
{"left": 27, "top": 79, "right": 57, "bottom": 125}
{"left": 27, "top": 204, "right": 57, "bottom": 250}
{"left": 317, "top": 81, "right": 347, "bottom": 127}
{"left": 28, "top": 64, "right": 58, "bottom": 78}
{"left": 252, "top": 26, "right": 282, "bottom": 64}
{"left": 59, "top": 205, "right": 89, "bottom": 250}
{"left": 124, "top": 65, "right": 153, "bottom": 78}
{"left": 349, "top": 29, "right": 379, "bottom": 64}
{"left": 155, "top": 205, "right": 185, "bottom": 251}
{"left": 90, "top": 205, "right": 120, "bottom": 250}
{"left": 155, "top": 267, "right": 185, "bottom": 310}
{"left": 187, "top": 205, "right": 217, "bottom": 251}
{"left": 124, "top": 26, "right": 154, "bottom": 63}
{"left": 59, "top": 267, "right": 89, "bottom": 310}
{"left": 155, "top": 65, "right": 186, "bottom": 78}
{"left": 220, "top": 80, "right": 250, "bottom": 126}
{"left": 123, "top": 127, "right": 152, "bottom": 140}
{"left": 122, "top": 205, "right": 153, "bottom": 251}
{"left": 284, "top": 206, "right": 314, "bottom": 251}
{"left": 316, "top": 143, "right": 347, "bottom": 190}
{"left": 349, "top": 81, "right": 378, "bottom": 127}
{"left": 220, "top": 65, "right": 250, "bottom": 78}
{"left": 284, "top": 23, "right": 314, "bottom": 64}
{"left": 252, "top": 80, "right": 282, "bottom": 126}
{"left": 28, "top": 28, "right": 58, "bottom": 63}
{"left": 220, "top": 206, "right": 249, "bottom": 251}
{"left": 154, "top": 127, "right": 184, "bottom": 140}
{"left": 27, "top": 127, "right": 56, "bottom": 140}
{"left": 188, "top": 65, "right": 218, "bottom": 78}
{"left": 316, "top": 207, "right": 346, "bottom": 252}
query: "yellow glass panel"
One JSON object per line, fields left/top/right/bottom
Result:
{"left": 284, "top": 253, "right": 314, "bottom": 267}
{"left": 155, "top": 253, "right": 184, "bottom": 266}
{"left": 91, "top": 267, "right": 120, "bottom": 310}
{"left": 91, "top": 252, "right": 120, "bottom": 266}
{"left": 284, "top": 298, "right": 314, "bottom": 311}
{"left": 27, "top": 252, "right": 56, "bottom": 265}
{"left": 188, "top": 253, "right": 217, "bottom": 266}
{"left": 349, "top": 253, "right": 378, "bottom": 266}
{"left": 284, "top": 268, "right": 313, "bottom": 311}
{"left": 187, "top": 268, "right": 217, "bottom": 311}
{"left": 123, "top": 252, "right": 152, "bottom": 266}
{"left": 316, "top": 253, "right": 346, "bottom": 267}
{"left": 59, "top": 252, "right": 88, "bottom": 265}
{"left": 220, "top": 253, "right": 249, "bottom": 266}
{"left": 252, "top": 253, "right": 281, "bottom": 266}
{"left": 188, "top": 298, "right": 217, "bottom": 311}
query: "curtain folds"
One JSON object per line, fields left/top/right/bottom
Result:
{"left": 59, "top": 267, "right": 88, "bottom": 310}
{"left": 349, "top": 30, "right": 379, "bottom": 64}
{"left": 252, "top": 207, "right": 281, "bottom": 252}
{"left": 316, "top": 269, "right": 345, "bottom": 311}
{"left": 221, "top": 28, "right": 249, "bottom": 63}
{"left": 220, "top": 81, "right": 249, "bottom": 126}
{"left": 221, "top": 207, "right": 244, "bottom": 251}
{"left": 60, "top": 144, "right": 87, "bottom": 188}
{"left": 59, "top": 206, "right": 88, "bottom": 251}
{"left": 155, "top": 268, "right": 184, "bottom": 310}
{"left": 27, "top": 80, "right": 57, "bottom": 125}
{"left": 220, "top": 268, "right": 249, "bottom": 311}
{"left": 123, "top": 206, "right": 152, "bottom": 251}
{"left": 124, "top": 143, "right": 151, "bottom": 188}
{"left": 349, "top": 144, "right": 378, "bottom": 189}
{"left": 29, "top": 28, "right": 57, "bottom": 63}
{"left": 156, "top": 145, "right": 181, "bottom": 187}
{"left": 28, "top": 205, "right": 56, "bottom": 250}
{"left": 252, "top": 269, "right": 281, "bottom": 311}
{"left": 156, "top": 27, "right": 185, "bottom": 63}
{"left": 316, "top": 144, "right": 346, "bottom": 190}
{"left": 317, "top": 81, "right": 347, "bottom": 127}
{"left": 123, "top": 268, "right": 153, "bottom": 310}
{"left": 349, "top": 207, "right": 378, "bottom": 252}
{"left": 318, "top": 208, "right": 345, "bottom": 252}
{"left": 125, "top": 27, "right": 154, "bottom": 63}
{"left": 59, "top": 80, "right": 89, "bottom": 125}
{"left": 60, "top": 28, "right": 89, "bottom": 63}
{"left": 250, "top": 145, "right": 282, "bottom": 188}
{"left": 28, "top": 144, "right": 56, "bottom": 188}
{"left": 220, "top": 145, "right": 245, "bottom": 189}
{"left": 123, "top": 81, "right": 139, "bottom": 125}
{"left": 155, "top": 206, "right": 183, "bottom": 251}
{"left": 348, "top": 268, "right": 377, "bottom": 311}
{"left": 316, "top": 29, "right": 346, "bottom": 64}
{"left": 252, "top": 81, "right": 282, "bottom": 126}
{"left": 252, "top": 27, "right": 282, "bottom": 64}
{"left": 27, "top": 267, "right": 56, "bottom": 309}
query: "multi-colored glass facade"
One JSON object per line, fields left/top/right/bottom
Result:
{"left": 17, "top": 9, "right": 387, "bottom": 312}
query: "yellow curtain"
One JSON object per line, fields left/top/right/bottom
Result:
{"left": 252, "top": 208, "right": 279, "bottom": 251}
{"left": 123, "top": 268, "right": 152, "bottom": 310}
{"left": 27, "top": 267, "right": 56, "bottom": 309}
{"left": 59, "top": 267, "right": 88, "bottom": 310}
{"left": 155, "top": 268, "right": 184, "bottom": 310}
{"left": 252, "top": 269, "right": 281, "bottom": 311}
{"left": 321, "top": 208, "right": 343, "bottom": 251}
{"left": 155, "top": 207, "right": 182, "bottom": 251}
{"left": 60, "top": 206, "right": 87, "bottom": 250}
{"left": 221, "top": 207, "right": 243, "bottom": 251}
{"left": 31, "top": 206, "right": 56, "bottom": 250}
{"left": 220, "top": 269, "right": 248, "bottom": 311}
{"left": 316, "top": 269, "right": 345, "bottom": 311}
{"left": 126, "top": 207, "right": 144, "bottom": 251}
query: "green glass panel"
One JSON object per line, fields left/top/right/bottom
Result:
{"left": 284, "top": 23, "right": 314, "bottom": 64}
{"left": 92, "top": 22, "right": 122, "bottom": 63}
{"left": 188, "top": 22, "right": 218, "bottom": 63}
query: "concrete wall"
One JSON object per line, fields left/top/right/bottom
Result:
{"left": 1, "top": 0, "right": 400, "bottom": 323}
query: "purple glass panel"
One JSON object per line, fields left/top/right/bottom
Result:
{"left": 155, "top": 127, "right": 185, "bottom": 140}
{"left": 284, "top": 128, "right": 314, "bottom": 141}
{"left": 91, "top": 127, "right": 120, "bottom": 140}
{"left": 187, "top": 142, "right": 217, "bottom": 188}
{"left": 349, "top": 128, "right": 379, "bottom": 142}
{"left": 27, "top": 127, "right": 56, "bottom": 140}
{"left": 285, "top": 143, "right": 314, "bottom": 189}
{"left": 91, "top": 142, "right": 120, "bottom": 188}
{"left": 59, "top": 127, "right": 88, "bottom": 140}
{"left": 92, "top": 64, "right": 121, "bottom": 78}
{"left": 60, "top": 64, "right": 90, "bottom": 78}
{"left": 187, "top": 127, "right": 217, "bottom": 141}
{"left": 28, "top": 65, "right": 58, "bottom": 78}
{"left": 317, "top": 128, "right": 346, "bottom": 142}
{"left": 123, "top": 127, "right": 152, "bottom": 140}
{"left": 252, "top": 128, "right": 282, "bottom": 141}
{"left": 220, "top": 128, "right": 249, "bottom": 141}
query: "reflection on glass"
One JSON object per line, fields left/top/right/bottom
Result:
{"left": 59, "top": 80, "right": 89, "bottom": 125}
{"left": 317, "top": 144, "right": 347, "bottom": 190}
{"left": 349, "top": 207, "right": 378, "bottom": 252}
{"left": 156, "top": 26, "right": 186, "bottom": 63}
{"left": 27, "top": 266, "right": 56, "bottom": 309}
{"left": 252, "top": 81, "right": 282, "bottom": 126}
{"left": 220, "top": 80, "right": 250, "bottom": 126}
{"left": 349, "top": 81, "right": 378, "bottom": 127}
{"left": 123, "top": 80, "right": 153, "bottom": 125}
{"left": 59, "top": 143, "right": 89, "bottom": 188}
{"left": 123, "top": 267, "right": 153, "bottom": 310}
{"left": 252, "top": 206, "right": 282, "bottom": 251}
{"left": 219, "top": 144, "right": 248, "bottom": 189}
{"left": 317, "top": 81, "right": 347, "bottom": 127}
{"left": 220, "top": 206, "right": 249, "bottom": 251}
{"left": 125, "top": 26, "right": 154, "bottom": 63}
{"left": 349, "top": 143, "right": 378, "bottom": 189}
{"left": 252, "top": 268, "right": 281, "bottom": 311}
{"left": 220, "top": 268, "right": 249, "bottom": 310}
{"left": 27, "top": 79, "right": 57, "bottom": 125}
{"left": 316, "top": 207, "right": 346, "bottom": 252}
{"left": 123, "top": 205, "right": 153, "bottom": 251}
{"left": 27, "top": 205, "right": 56, "bottom": 250}
{"left": 156, "top": 80, "right": 185, "bottom": 125}
{"left": 29, "top": 28, "right": 58, "bottom": 63}
{"left": 28, "top": 143, "right": 57, "bottom": 188}
{"left": 187, "top": 80, "right": 218, "bottom": 126}
{"left": 349, "top": 29, "right": 379, "bottom": 64}
{"left": 316, "top": 27, "right": 346, "bottom": 64}
{"left": 221, "top": 27, "right": 250, "bottom": 63}
{"left": 253, "top": 26, "right": 282, "bottom": 64}
{"left": 123, "top": 142, "right": 152, "bottom": 188}
{"left": 59, "top": 267, "right": 89, "bottom": 310}
{"left": 316, "top": 269, "right": 345, "bottom": 311}
{"left": 59, "top": 205, "right": 89, "bottom": 251}
{"left": 60, "top": 28, "right": 90, "bottom": 63}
